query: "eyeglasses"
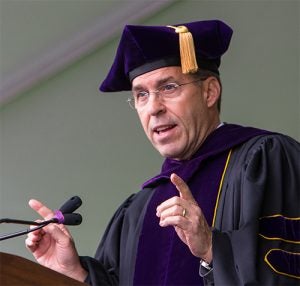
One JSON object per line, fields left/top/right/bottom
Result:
{"left": 127, "top": 79, "right": 204, "bottom": 110}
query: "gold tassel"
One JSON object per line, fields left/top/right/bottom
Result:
{"left": 167, "top": 25, "right": 198, "bottom": 74}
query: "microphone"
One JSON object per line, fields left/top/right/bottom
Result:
{"left": 61, "top": 213, "right": 82, "bottom": 225}
{"left": 52, "top": 211, "right": 82, "bottom": 226}
{"left": 0, "top": 196, "right": 82, "bottom": 241}
{"left": 51, "top": 196, "right": 82, "bottom": 225}
{"left": 59, "top": 196, "right": 82, "bottom": 214}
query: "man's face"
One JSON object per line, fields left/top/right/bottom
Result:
{"left": 132, "top": 66, "right": 220, "bottom": 160}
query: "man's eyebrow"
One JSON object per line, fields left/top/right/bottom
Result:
{"left": 132, "top": 76, "right": 177, "bottom": 91}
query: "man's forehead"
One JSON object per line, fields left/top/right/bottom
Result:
{"left": 132, "top": 66, "right": 185, "bottom": 88}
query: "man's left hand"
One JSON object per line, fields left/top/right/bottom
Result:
{"left": 156, "top": 173, "right": 212, "bottom": 263}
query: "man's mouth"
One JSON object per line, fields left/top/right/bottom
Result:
{"left": 153, "top": 124, "right": 177, "bottom": 134}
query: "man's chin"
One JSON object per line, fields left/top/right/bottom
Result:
{"left": 156, "top": 148, "right": 182, "bottom": 160}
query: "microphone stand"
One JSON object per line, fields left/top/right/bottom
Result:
{"left": 0, "top": 218, "right": 43, "bottom": 226}
{"left": 0, "top": 196, "right": 82, "bottom": 241}
{"left": 0, "top": 218, "right": 57, "bottom": 241}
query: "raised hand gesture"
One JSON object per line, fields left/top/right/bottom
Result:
{"left": 156, "top": 173, "right": 212, "bottom": 263}
{"left": 25, "top": 199, "right": 87, "bottom": 281}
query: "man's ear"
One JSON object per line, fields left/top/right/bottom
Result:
{"left": 203, "top": 77, "right": 221, "bottom": 108}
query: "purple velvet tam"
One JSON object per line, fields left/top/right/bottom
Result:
{"left": 99, "top": 19, "right": 233, "bottom": 92}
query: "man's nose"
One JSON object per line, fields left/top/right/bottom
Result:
{"left": 145, "top": 93, "right": 166, "bottom": 116}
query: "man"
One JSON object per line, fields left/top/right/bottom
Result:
{"left": 26, "top": 20, "right": 300, "bottom": 285}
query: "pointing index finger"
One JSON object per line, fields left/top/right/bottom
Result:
{"left": 170, "top": 173, "right": 195, "bottom": 201}
{"left": 29, "top": 199, "right": 55, "bottom": 221}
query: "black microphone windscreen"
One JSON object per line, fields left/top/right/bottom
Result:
{"left": 62, "top": 213, "right": 82, "bottom": 225}
{"left": 59, "top": 196, "right": 82, "bottom": 214}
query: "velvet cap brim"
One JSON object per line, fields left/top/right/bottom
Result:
{"left": 100, "top": 19, "right": 233, "bottom": 92}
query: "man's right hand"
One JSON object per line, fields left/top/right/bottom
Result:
{"left": 25, "top": 199, "right": 87, "bottom": 282}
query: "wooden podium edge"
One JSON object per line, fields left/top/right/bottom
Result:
{"left": 0, "top": 252, "right": 87, "bottom": 285}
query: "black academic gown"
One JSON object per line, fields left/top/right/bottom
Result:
{"left": 80, "top": 132, "right": 300, "bottom": 285}
{"left": 210, "top": 134, "right": 300, "bottom": 285}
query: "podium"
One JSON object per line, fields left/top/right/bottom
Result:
{"left": 0, "top": 252, "right": 87, "bottom": 285}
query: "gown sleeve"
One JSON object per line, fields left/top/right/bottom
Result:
{"left": 80, "top": 188, "right": 153, "bottom": 286}
{"left": 210, "top": 134, "right": 300, "bottom": 285}
{"left": 80, "top": 194, "right": 136, "bottom": 286}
